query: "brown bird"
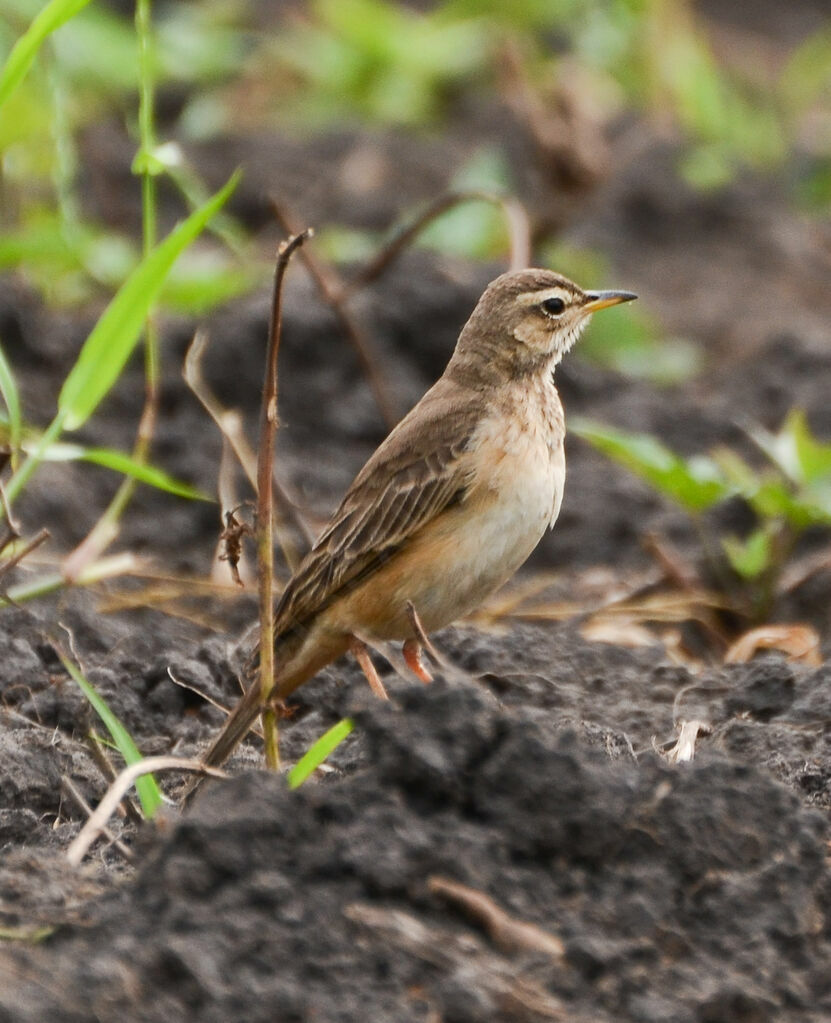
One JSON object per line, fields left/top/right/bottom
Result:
{"left": 201, "top": 268, "right": 636, "bottom": 769}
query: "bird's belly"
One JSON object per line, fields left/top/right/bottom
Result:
{"left": 332, "top": 437, "right": 564, "bottom": 640}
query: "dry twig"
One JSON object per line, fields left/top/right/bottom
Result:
{"left": 347, "top": 189, "right": 532, "bottom": 296}
{"left": 428, "top": 876, "right": 565, "bottom": 958}
{"left": 344, "top": 903, "right": 574, "bottom": 1022}
{"left": 257, "top": 229, "right": 312, "bottom": 769}
{"left": 66, "top": 756, "right": 228, "bottom": 866}
{"left": 61, "top": 776, "right": 134, "bottom": 862}
{"left": 271, "top": 201, "right": 399, "bottom": 429}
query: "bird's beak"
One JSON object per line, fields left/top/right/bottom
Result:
{"left": 582, "top": 290, "right": 638, "bottom": 313}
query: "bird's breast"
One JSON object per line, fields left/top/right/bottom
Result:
{"left": 323, "top": 383, "right": 567, "bottom": 640}
{"left": 468, "top": 393, "right": 565, "bottom": 547}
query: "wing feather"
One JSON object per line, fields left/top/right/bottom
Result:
{"left": 273, "top": 385, "right": 482, "bottom": 634}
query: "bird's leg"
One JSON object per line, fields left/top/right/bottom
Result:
{"left": 348, "top": 636, "right": 389, "bottom": 700}
{"left": 403, "top": 638, "right": 433, "bottom": 683}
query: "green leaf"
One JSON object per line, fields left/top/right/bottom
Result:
{"left": 0, "top": 339, "right": 22, "bottom": 457}
{"left": 58, "top": 171, "right": 240, "bottom": 430}
{"left": 40, "top": 442, "right": 212, "bottom": 500}
{"left": 715, "top": 445, "right": 831, "bottom": 530}
{"left": 0, "top": 0, "right": 93, "bottom": 110}
{"left": 752, "top": 410, "right": 831, "bottom": 486}
{"left": 573, "top": 418, "right": 731, "bottom": 513}
{"left": 784, "top": 410, "right": 831, "bottom": 485}
{"left": 57, "top": 651, "right": 162, "bottom": 818}
{"left": 288, "top": 718, "right": 354, "bottom": 789}
{"left": 722, "top": 528, "right": 772, "bottom": 580}
{"left": 160, "top": 257, "right": 260, "bottom": 314}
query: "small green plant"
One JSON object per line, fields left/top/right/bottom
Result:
{"left": 0, "top": 173, "right": 238, "bottom": 513}
{"left": 268, "top": 0, "right": 490, "bottom": 126}
{"left": 57, "top": 646, "right": 162, "bottom": 817}
{"left": 574, "top": 410, "right": 831, "bottom": 618}
{"left": 288, "top": 718, "right": 355, "bottom": 789}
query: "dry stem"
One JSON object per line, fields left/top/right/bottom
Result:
{"left": 184, "top": 329, "right": 313, "bottom": 567}
{"left": 346, "top": 189, "right": 532, "bottom": 296}
{"left": 271, "top": 201, "right": 399, "bottom": 429}
{"left": 258, "top": 229, "right": 312, "bottom": 769}
{"left": 427, "top": 876, "right": 565, "bottom": 958}
{"left": 66, "top": 756, "right": 228, "bottom": 865}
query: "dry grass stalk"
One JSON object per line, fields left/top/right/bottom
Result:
{"left": 344, "top": 902, "right": 574, "bottom": 1022}
{"left": 61, "top": 776, "right": 134, "bottom": 862}
{"left": 85, "top": 733, "right": 142, "bottom": 825}
{"left": 663, "top": 719, "right": 711, "bottom": 764}
{"left": 66, "top": 756, "right": 229, "bottom": 866}
{"left": 184, "top": 329, "right": 313, "bottom": 571}
{"left": 257, "top": 229, "right": 312, "bottom": 769}
{"left": 0, "top": 528, "right": 49, "bottom": 591}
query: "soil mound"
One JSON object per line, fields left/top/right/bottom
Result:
{"left": 1, "top": 682, "right": 829, "bottom": 1023}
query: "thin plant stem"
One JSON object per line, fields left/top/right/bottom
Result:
{"left": 258, "top": 230, "right": 312, "bottom": 770}
{"left": 345, "top": 189, "right": 532, "bottom": 296}
{"left": 62, "top": 0, "right": 160, "bottom": 578}
{"left": 3, "top": 413, "right": 66, "bottom": 508}
{"left": 0, "top": 552, "right": 138, "bottom": 608}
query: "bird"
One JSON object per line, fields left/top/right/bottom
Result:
{"left": 200, "top": 268, "right": 636, "bottom": 769}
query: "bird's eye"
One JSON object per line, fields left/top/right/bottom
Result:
{"left": 541, "top": 297, "right": 565, "bottom": 316}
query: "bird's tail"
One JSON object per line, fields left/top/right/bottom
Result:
{"left": 198, "top": 664, "right": 264, "bottom": 771}
{"left": 186, "top": 624, "right": 350, "bottom": 797}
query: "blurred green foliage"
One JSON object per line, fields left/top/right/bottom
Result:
{"left": 1, "top": 0, "right": 830, "bottom": 308}
{"left": 541, "top": 241, "right": 701, "bottom": 383}
{"left": 575, "top": 410, "right": 831, "bottom": 615}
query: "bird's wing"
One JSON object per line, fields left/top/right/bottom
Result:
{"left": 273, "top": 387, "right": 482, "bottom": 633}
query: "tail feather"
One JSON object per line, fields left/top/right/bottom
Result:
{"left": 184, "top": 624, "right": 351, "bottom": 802}
{"left": 200, "top": 673, "right": 264, "bottom": 769}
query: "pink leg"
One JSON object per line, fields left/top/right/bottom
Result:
{"left": 349, "top": 636, "right": 389, "bottom": 700}
{"left": 403, "top": 639, "right": 433, "bottom": 683}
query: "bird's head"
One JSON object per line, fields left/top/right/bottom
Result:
{"left": 451, "top": 268, "right": 637, "bottom": 382}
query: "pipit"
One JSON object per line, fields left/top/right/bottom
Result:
{"left": 202, "top": 268, "right": 635, "bottom": 768}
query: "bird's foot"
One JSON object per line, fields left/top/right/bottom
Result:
{"left": 403, "top": 638, "right": 433, "bottom": 683}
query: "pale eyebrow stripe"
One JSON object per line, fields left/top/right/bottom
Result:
{"left": 515, "top": 288, "right": 573, "bottom": 307}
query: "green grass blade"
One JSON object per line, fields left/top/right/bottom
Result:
{"left": 41, "top": 441, "right": 211, "bottom": 500}
{"left": 573, "top": 417, "right": 731, "bottom": 513}
{"left": 0, "top": 0, "right": 93, "bottom": 110}
{"left": 57, "top": 651, "right": 162, "bottom": 818}
{"left": 0, "top": 339, "right": 22, "bottom": 456}
{"left": 288, "top": 718, "right": 354, "bottom": 789}
{"left": 58, "top": 170, "right": 240, "bottom": 431}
